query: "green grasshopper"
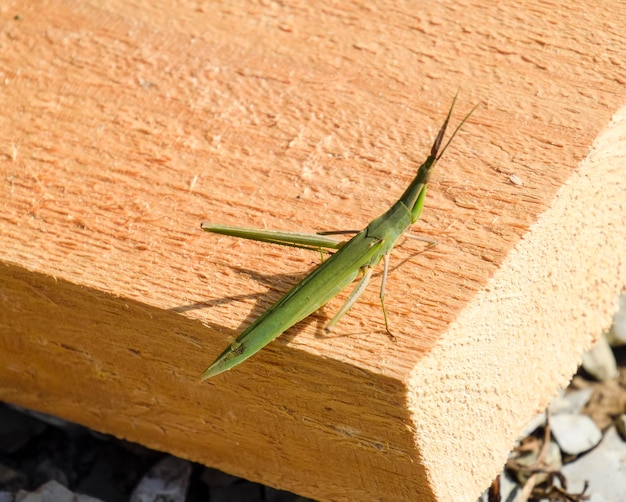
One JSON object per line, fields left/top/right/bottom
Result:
{"left": 200, "top": 96, "right": 475, "bottom": 379}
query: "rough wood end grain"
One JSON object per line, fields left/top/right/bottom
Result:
{"left": 1, "top": 1, "right": 625, "bottom": 501}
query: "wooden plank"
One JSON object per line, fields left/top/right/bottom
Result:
{"left": 1, "top": 1, "right": 625, "bottom": 500}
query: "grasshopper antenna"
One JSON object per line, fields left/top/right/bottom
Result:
{"left": 431, "top": 92, "right": 478, "bottom": 160}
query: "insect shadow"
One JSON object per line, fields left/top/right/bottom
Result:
{"left": 171, "top": 239, "right": 436, "bottom": 344}
{"left": 169, "top": 264, "right": 323, "bottom": 345}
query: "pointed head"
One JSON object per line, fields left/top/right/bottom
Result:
{"left": 403, "top": 94, "right": 478, "bottom": 224}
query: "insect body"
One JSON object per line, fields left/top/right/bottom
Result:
{"left": 200, "top": 96, "right": 474, "bottom": 379}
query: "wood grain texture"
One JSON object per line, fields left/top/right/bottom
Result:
{"left": 1, "top": 1, "right": 625, "bottom": 500}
